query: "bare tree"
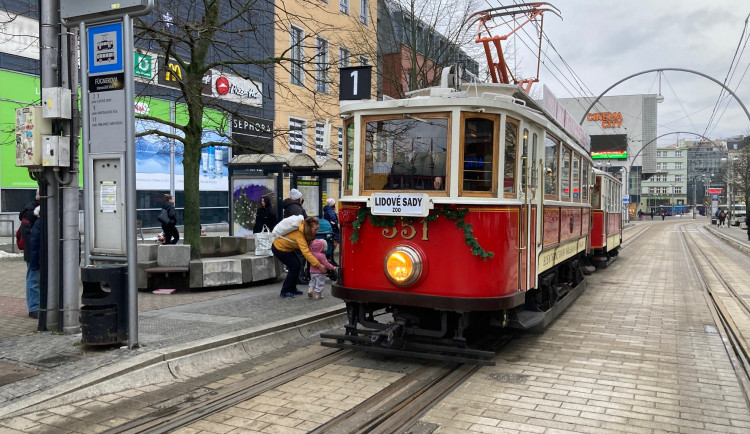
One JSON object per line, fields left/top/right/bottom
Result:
{"left": 133, "top": 0, "right": 363, "bottom": 257}
{"left": 374, "top": 0, "right": 479, "bottom": 98}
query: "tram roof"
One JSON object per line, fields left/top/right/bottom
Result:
{"left": 341, "top": 82, "right": 590, "bottom": 153}
{"left": 227, "top": 152, "right": 342, "bottom": 172}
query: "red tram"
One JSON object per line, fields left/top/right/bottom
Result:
{"left": 323, "top": 4, "right": 623, "bottom": 360}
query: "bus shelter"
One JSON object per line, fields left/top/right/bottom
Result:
{"left": 227, "top": 153, "right": 342, "bottom": 237}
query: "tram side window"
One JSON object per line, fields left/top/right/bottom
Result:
{"left": 560, "top": 147, "right": 571, "bottom": 200}
{"left": 504, "top": 118, "right": 519, "bottom": 195}
{"left": 362, "top": 114, "right": 449, "bottom": 192}
{"left": 531, "top": 133, "right": 538, "bottom": 189}
{"left": 461, "top": 116, "right": 496, "bottom": 194}
{"left": 344, "top": 120, "right": 355, "bottom": 193}
{"left": 544, "top": 136, "right": 558, "bottom": 198}
{"left": 572, "top": 155, "right": 580, "bottom": 200}
{"left": 581, "top": 161, "right": 589, "bottom": 200}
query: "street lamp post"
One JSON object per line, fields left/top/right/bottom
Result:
{"left": 669, "top": 183, "right": 675, "bottom": 216}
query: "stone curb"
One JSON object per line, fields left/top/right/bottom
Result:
{"left": 0, "top": 305, "right": 346, "bottom": 419}
{"left": 705, "top": 225, "right": 750, "bottom": 255}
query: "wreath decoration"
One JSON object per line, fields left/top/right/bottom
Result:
{"left": 349, "top": 206, "right": 494, "bottom": 260}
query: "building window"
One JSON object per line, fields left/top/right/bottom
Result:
{"left": 359, "top": 0, "right": 368, "bottom": 25}
{"left": 315, "top": 122, "right": 326, "bottom": 157}
{"left": 290, "top": 26, "right": 304, "bottom": 85}
{"left": 675, "top": 150, "right": 682, "bottom": 157}
{"left": 340, "top": 0, "right": 348, "bottom": 14}
{"left": 674, "top": 175, "right": 682, "bottom": 182}
{"left": 316, "top": 37, "right": 329, "bottom": 93}
{"left": 675, "top": 186, "right": 682, "bottom": 194}
{"left": 339, "top": 47, "right": 350, "bottom": 68}
{"left": 675, "top": 162, "right": 682, "bottom": 170}
{"left": 289, "top": 117, "right": 305, "bottom": 153}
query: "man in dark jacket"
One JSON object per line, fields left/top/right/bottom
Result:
{"left": 746, "top": 213, "right": 750, "bottom": 241}
{"left": 282, "top": 188, "right": 307, "bottom": 218}
{"left": 19, "top": 189, "right": 40, "bottom": 318}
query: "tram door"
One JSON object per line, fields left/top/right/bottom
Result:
{"left": 519, "top": 129, "right": 534, "bottom": 292}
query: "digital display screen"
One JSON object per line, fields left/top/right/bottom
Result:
{"left": 590, "top": 134, "right": 627, "bottom": 159}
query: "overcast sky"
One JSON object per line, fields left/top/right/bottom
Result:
{"left": 498, "top": 1, "right": 750, "bottom": 144}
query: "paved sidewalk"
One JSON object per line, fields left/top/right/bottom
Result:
{"left": 0, "top": 234, "right": 345, "bottom": 417}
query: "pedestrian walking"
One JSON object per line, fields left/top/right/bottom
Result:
{"left": 661, "top": 210, "right": 665, "bottom": 220}
{"left": 271, "top": 217, "right": 327, "bottom": 298}
{"left": 650, "top": 209, "right": 654, "bottom": 220}
{"left": 157, "top": 194, "right": 179, "bottom": 244}
{"left": 718, "top": 210, "right": 726, "bottom": 228}
{"left": 745, "top": 213, "right": 750, "bottom": 241}
{"left": 19, "top": 189, "right": 40, "bottom": 318}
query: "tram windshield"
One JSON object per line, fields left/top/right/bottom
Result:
{"left": 362, "top": 113, "right": 449, "bottom": 191}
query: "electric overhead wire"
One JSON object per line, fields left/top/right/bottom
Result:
{"left": 485, "top": 0, "right": 619, "bottom": 139}
{"left": 702, "top": 11, "right": 750, "bottom": 139}
{"left": 706, "top": 13, "right": 750, "bottom": 138}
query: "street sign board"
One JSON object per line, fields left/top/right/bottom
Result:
{"left": 622, "top": 196, "right": 630, "bottom": 203}
{"left": 61, "top": 0, "right": 153, "bottom": 26}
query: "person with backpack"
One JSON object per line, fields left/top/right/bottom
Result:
{"left": 271, "top": 216, "right": 327, "bottom": 298}
{"left": 18, "top": 189, "right": 40, "bottom": 318}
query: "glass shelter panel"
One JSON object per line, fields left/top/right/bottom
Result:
{"left": 363, "top": 114, "right": 449, "bottom": 191}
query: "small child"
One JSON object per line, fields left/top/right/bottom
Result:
{"left": 308, "top": 239, "right": 336, "bottom": 299}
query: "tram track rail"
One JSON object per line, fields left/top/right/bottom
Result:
{"left": 678, "top": 224, "right": 750, "bottom": 403}
{"left": 311, "top": 361, "right": 478, "bottom": 434}
{"left": 619, "top": 222, "right": 651, "bottom": 252}
{"left": 106, "top": 348, "right": 352, "bottom": 434}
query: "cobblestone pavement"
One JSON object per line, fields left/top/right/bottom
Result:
{"left": 0, "top": 233, "right": 345, "bottom": 414}
{"left": 2, "top": 221, "right": 750, "bottom": 433}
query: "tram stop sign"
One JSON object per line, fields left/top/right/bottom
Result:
{"left": 623, "top": 196, "right": 630, "bottom": 203}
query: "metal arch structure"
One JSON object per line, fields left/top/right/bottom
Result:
{"left": 578, "top": 68, "right": 750, "bottom": 126}
{"left": 602, "top": 131, "right": 718, "bottom": 222}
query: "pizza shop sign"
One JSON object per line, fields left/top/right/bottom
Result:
{"left": 209, "top": 70, "right": 262, "bottom": 107}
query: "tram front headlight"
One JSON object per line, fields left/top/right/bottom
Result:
{"left": 384, "top": 245, "right": 423, "bottom": 286}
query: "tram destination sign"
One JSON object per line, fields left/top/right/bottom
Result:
{"left": 370, "top": 193, "right": 433, "bottom": 217}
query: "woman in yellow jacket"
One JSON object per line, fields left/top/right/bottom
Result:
{"left": 272, "top": 217, "right": 328, "bottom": 298}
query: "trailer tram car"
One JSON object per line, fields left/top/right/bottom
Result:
{"left": 588, "top": 170, "right": 623, "bottom": 268}
{"left": 322, "top": 4, "right": 614, "bottom": 362}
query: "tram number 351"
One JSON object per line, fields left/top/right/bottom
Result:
{"left": 382, "top": 220, "right": 429, "bottom": 241}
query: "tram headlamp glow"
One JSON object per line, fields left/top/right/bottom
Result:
{"left": 384, "top": 245, "right": 423, "bottom": 286}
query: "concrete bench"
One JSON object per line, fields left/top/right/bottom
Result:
{"left": 136, "top": 236, "right": 280, "bottom": 291}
